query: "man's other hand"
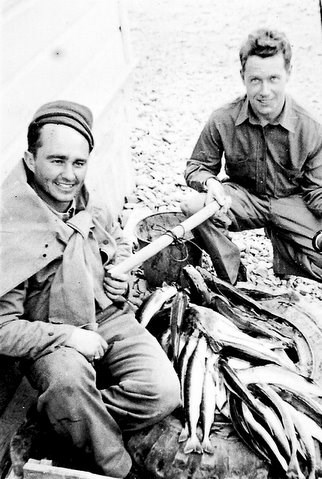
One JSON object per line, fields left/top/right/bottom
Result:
{"left": 205, "top": 178, "right": 231, "bottom": 212}
{"left": 205, "top": 178, "right": 232, "bottom": 227}
{"left": 103, "top": 266, "right": 129, "bottom": 303}
{"left": 65, "top": 329, "right": 108, "bottom": 362}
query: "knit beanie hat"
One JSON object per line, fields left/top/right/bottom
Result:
{"left": 30, "top": 100, "right": 94, "bottom": 150}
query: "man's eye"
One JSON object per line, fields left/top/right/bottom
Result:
{"left": 75, "top": 161, "right": 86, "bottom": 167}
{"left": 270, "top": 76, "right": 279, "bottom": 82}
{"left": 53, "top": 159, "right": 64, "bottom": 164}
{"left": 250, "top": 78, "right": 259, "bottom": 84}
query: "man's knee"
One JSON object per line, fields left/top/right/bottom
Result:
{"left": 180, "top": 191, "right": 206, "bottom": 217}
{"left": 153, "top": 367, "right": 181, "bottom": 416}
{"left": 32, "top": 349, "right": 95, "bottom": 409}
{"left": 122, "top": 366, "right": 181, "bottom": 429}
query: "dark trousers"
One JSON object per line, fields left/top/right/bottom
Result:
{"left": 181, "top": 183, "right": 322, "bottom": 284}
{"left": 25, "top": 305, "right": 181, "bottom": 478}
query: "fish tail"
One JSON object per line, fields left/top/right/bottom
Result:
{"left": 178, "top": 423, "right": 189, "bottom": 443}
{"left": 184, "top": 434, "right": 203, "bottom": 454}
{"left": 201, "top": 437, "right": 214, "bottom": 454}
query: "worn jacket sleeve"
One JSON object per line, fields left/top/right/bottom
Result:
{"left": 184, "top": 113, "right": 224, "bottom": 191}
{"left": 301, "top": 121, "right": 322, "bottom": 216}
{"left": 109, "top": 217, "right": 132, "bottom": 265}
{"left": 0, "top": 282, "right": 75, "bottom": 360}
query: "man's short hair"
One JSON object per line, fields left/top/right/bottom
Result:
{"left": 27, "top": 122, "right": 43, "bottom": 156}
{"left": 239, "top": 28, "right": 292, "bottom": 72}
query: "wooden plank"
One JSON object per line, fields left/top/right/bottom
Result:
{"left": 23, "top": 460, "right": 115, "bottom": 479}
{"left": 0, "top": 378, "right": 37, "bottom": 474}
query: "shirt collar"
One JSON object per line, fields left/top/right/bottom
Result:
{"left": 235, "top": 95, "right": 296, "bottom": 133}
{"left": 46, "top": 198, "right": 76, "bottom": 222}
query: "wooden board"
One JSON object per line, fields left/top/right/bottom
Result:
{"left": 23, "top": 460, "right": 114, "bottom": 479}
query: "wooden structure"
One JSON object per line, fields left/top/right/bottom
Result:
{"left": 0, "top": 0, "right": 135, "bottom": 476}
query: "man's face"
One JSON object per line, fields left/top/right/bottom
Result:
{"left": 241, "top": 52, "right": 291, "bottom": 124}
{"left": 25, "top": 124, "right": 90, "bottom": 212}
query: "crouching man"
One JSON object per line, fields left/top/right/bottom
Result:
{"left": 181, "top": 28, "right": 322, "bottom": 285}
{"left": 0, "top": 101, "right": 181, "bottom": 478}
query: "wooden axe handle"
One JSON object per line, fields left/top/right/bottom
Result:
{"left": 110, "top": 201, "right": 219, "bottom": 276}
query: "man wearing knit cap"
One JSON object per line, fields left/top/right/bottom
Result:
{"left": 0, "top": 100, "right": 181, "bottom": 478}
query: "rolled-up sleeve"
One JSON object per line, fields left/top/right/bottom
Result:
{"left": 184, "top": 113, "right": 224, "bottom": 192}
{"left": 0, "top": 282, "right": 75, "bottom": 360}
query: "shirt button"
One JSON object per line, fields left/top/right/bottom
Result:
{"left": 103, "top": 240, "right": 109, "bottom": 245}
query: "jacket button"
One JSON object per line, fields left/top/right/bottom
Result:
{"left": 103, "top": 240, "right": 109, "bottom": 245}
{"left": 48, "top": 331, "right": 54, "bottom": 336}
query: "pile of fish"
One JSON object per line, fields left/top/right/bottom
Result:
{"left": 136, "top": 264, "right": 322, "bottom": 478}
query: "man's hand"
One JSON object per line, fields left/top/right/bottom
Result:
{"left": 65, "top": 328, "right": 108, "bottom": 362}
{"left": 103, "top": 266, "right": 129, "bottom": 303}
{"left": 205, "top": 178, "right": 232, "bottom": 226}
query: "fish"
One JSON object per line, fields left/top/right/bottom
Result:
{"left": 220, "top": 359, "right": 266, "bottom": 421}
{"left": 273, "top": 386, "right": 322, "bottom": 427}
{"left": 228, "top": 393, "right": 271, "bottom": 464}
{"left": 187, "top": 303, "right": 294, "bottom": 368}
{"left": 183, "top": 264, "right": 225, "bottom": 307}
{"left": 183, "top": 335, "right": 208, "bottom": 454}
{"left": 237, "top": 365, "right": 322, "bottom": 398}
{"left": 200, "top": 352, "right": 218, "bottom": 454}
{"left": 177, "top": 331, "right": 200, "bottom": 402}
{"left": 241, "top": 401, "right": 289, "bottom": 473}
{"left": 213, "top": 363, "right": 228, "bottom": 414}
{"left": 196, "top": 266, "right": 269, "bottom": 313}
{"left": 284, "top": 403, "right": 322, "bottom": 445}
{"left": 136, "top": 284, "right": 177, "bottom": 328}
{"left": 251, "top": 384, "right": 303, "bottom": 479}
{"left": 212, "top": 295, "right": 293, "bottom": 345}
{"left": 176, "top": 331, "right": 200, "bottom": 442}
{"left": 159, "top": 327, "right": 172, "bottom": 356}
{"left": 197, "top": 266, "right": 294, "bottom": 326}
{"left": 169, "top": 291, "right": 189, "bottom": 365}
{"left": 283, "top": 402, "right": 317, "bottom": 479}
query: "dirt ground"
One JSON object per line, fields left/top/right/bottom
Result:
{"left": 125, "top": 0, "right": 322, "bottom": 301}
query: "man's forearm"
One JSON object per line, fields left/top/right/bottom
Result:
{"left": 0, "top": 284, "right": 75, "bottom": 360}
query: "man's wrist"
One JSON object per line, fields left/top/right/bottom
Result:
{"left": 204, "top": 177, "right": 220, "bottom": 190}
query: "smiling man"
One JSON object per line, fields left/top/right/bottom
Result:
{"left": 0, "top": 101, "right": 180, "bottom": 478}
{"left": 181, "top": 28, "right": 322, "bottom": 284}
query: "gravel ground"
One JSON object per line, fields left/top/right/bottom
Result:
{"left": 125, "top": 0, "right": 322, "bottom": 302}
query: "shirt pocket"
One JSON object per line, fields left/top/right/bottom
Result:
{"left": 273, "top": 162, "right": 303, "bottom": 194}
{"left": 225, "top": 156, "right": 255, "bottom": 185}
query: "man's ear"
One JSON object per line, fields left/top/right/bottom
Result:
{"left": 24, "top": 151, "right": 36, "bottom": 172}
{"left": 286, "top": 64, "right": 292, "bottom": 81}
{"left": 240, "top": 69, "right": 245, "bottom": 83}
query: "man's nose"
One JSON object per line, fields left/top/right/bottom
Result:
{"left": 259, "top": 80, "right": 270, "bottom": 96}
{"left": 62, "top": 162, "right": 76, "bottom": 181}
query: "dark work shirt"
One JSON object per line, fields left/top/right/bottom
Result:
{"left": 185, "top": 95, "right": 322, "bottom": 216}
